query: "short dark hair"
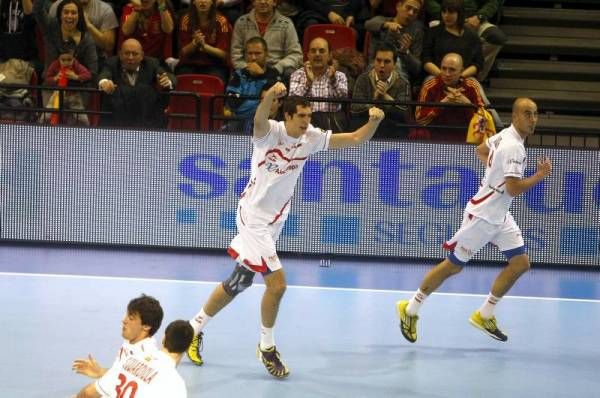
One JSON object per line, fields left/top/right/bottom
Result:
{"left": 127, "top": 295, "right": 163, "bottom": 337}
{"left": 374, "top": 42, "right": 398, "bottom": 63}
{"left": 283, "top": 96, "right": 311, "bottom": 117}
{"left": 164, "top": 320, "right": 194, "bottom": 354}
{"left": 59, "top": 39, "right": 77, "bottom": 55}
{"left": 245, "top": 36, "right": 268, "bottom": 52}
{"left": 441, "top": 0, "right": 465, "bottom": 30}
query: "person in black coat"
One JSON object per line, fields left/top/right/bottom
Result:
{"left": 97, "top": 38, "right": 176, "bottom": 128}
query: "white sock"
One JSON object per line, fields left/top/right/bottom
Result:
{"left": 259, "top": 325, "right": 275, "bottom": 350}
{"left": 189, "top": 307, "right": 212, "bottom": 335}
{"left": 406, "top": 289, "right": 428, "bottom": 315}
{"left": 478, "top": 293, "right": 501, "bottom": 319}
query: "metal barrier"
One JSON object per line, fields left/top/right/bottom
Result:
{"left": 2, "top": 82, "right": 599, "bottom": 147}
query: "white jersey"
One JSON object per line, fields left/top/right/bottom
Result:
{"left": 96, "top": 347, "right": 186, "bottom": 398}
{"left": 94, "top": 337, "right": 161, "bottom": 397}
{"left": 465, "top": 125, "right": 526, "bottom": 225}
{"left": 239, "top": 120, "right": 331, "bottom": 223}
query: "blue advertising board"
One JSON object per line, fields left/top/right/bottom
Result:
{"left": 1, "top": 124, "right": 598, "bottom": 266}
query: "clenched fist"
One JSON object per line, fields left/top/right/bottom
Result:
{"left": 369, "top": 107, "right": 385, "bottom": 122}
{"left": 269, "top": 82, "right": 287, "bottom": 99}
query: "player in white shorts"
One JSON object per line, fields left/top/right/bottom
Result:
{"left": 397, "top": 98, "right": 552, "bottom": 343}
{"left": 186, "top": 82, "right": 386, "bottom": 378}
{"left": 72, "top": 295, "right": 164, "bottom": 397}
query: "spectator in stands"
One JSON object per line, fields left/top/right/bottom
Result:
{"left": 0, "top": 0, "right": 40, "bottom": 73}
{"left": 0, "top": 58, "right": 37, "bottom": 121}
{"left": 42, "top": 39, "right": 92, "bottom": 125}
{"left": 369, "top": 0, "right": 404, "bottom": 18}
{"left": 225, "top": 81, "right": 283, "bottom": 132}
{"left": 216, "top": 0, "right": 248, "bottom": 25}
{"left": 176, "top": 0, "right": 231, "bottom": 83}
{"left": 0, "top": 0, "right": 39, "bottom": 121}
{"left": 97, "top": 38, "right": 176, "bottom": 127}
{"left": 351, "top": 42, "right": 410, "bottom": 138}
{"left": 414, "top": 52, "right": 484, "bottom": 141}
{"left": 225, "top": 36, "right": 281, "bottom": 132}
{"left": 421, "top": 0, "right": 502, "bottom": 127}
{"left": 48, "top": 0, "right": 119, "bottom": 67}
{"left": 179, "top": 0, "right": 250, "bottom": 25}
{"left": 330, "top": 46, "right": 366, "bottom": 94}
{"left": 425, "top": 0, "right": 506, "bottom": 82}
{"left": 120, "top": 0, "right": 174, "bottom": 60}
{"left": 289, "top": 37, "right": 348, "bottom": 132}
{"left": 275, "top": 0, "right": 302, "bottom": 33}
{"left": 230, "top": 0, "right": 302, "bottom": 82}
{"left": 422, "top": 0, "right": 482, "bottom": 81}
{"left": 365, "top": 0, "right": 424, "bottom": 86}
{"left": 300, "top": 0, "right": 369, "bottom": 49}
{"left": 34, "top": 0, "right": 98, "bottom": 76}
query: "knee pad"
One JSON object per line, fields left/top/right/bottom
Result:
{"left": 222, "top": 265, "right": 256, "bottom": 297}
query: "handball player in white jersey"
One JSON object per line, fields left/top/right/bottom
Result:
{"left": 72, "top": 295, "right": 164, "bottom": 397}
{"left": 397, "top": 98, "right": 552, "bottom": 343}
{"left": 186, "top": 81, "right": 385, "bottom": 378}
{"left": 92, "top": 320, "right": 193, "bottom": 398}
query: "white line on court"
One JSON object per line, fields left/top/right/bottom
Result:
{"left": 1, "top": 271, "right": 599, "bottom": 303}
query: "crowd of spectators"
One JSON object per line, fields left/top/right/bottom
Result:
{"left": 0, "top": 0, "right": 506, "bottom": 141}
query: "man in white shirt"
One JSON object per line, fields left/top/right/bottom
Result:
{"left": 397, "top": 98, "right": 552, "bottom": 343}
{"left": 72, "top": 294, "right": 164, "bottom": 397}
{"left": 90, "top": 320, "right": 193, "bottom": 398}
{"left": 187, "top": 82, "right": 385, "bottom": 378}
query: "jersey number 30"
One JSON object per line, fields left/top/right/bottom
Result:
{"left": 116, "top": 373, "right": 138, "bottom": 398}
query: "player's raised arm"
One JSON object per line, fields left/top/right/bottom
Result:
{"left": 254, "top": 82, "right": 287, "bottom": 139}
{"left": 329, "top": 107, "right": 385, "bottom": 149}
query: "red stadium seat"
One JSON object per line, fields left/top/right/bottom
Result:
{"left": 167, "top": 74, "right": 225, "bottom": 131}
{"left": 302, "top": 24, "right": 357, "bottom": 60}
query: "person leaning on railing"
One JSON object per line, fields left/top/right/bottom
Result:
{"left": 414, "top": 52, "right": 484, "bottom": 141}
{"left": 350, "top": 42, "right": 410, "bottom": 139}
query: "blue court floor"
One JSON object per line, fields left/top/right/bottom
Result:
{"left": 1, "top": 243, "right": 599, "bottom": 398}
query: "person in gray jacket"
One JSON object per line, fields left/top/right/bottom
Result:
{"left": 230, "top": 0, "right": 302, "bottom": 82}
{"left": 365, "top": 0, "right": 424, "bottom": 86}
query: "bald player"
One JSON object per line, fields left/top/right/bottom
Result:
{"left": 397, "top": 97, "right": 552, "bottom": 343}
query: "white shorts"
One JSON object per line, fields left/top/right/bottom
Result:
{"left": 227, "top": 205, "right": 285, "bottom": 274}
{"left": 443, "top": 211, "right": 525, "bottom": 264}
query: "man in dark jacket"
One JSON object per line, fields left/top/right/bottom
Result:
{"left": 351, "top": 42, "right": 410, "bottom": 139}
{"left": 97, "top": 38, "right": 176, "bottom": 128}
{"left": 225, "top": 36, "right": 281, "bottom": 133}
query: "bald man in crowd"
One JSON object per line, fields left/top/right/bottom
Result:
{"left": 97, "top": 38, "right": 176, "bottom": 128}
{"left": 415, "top": 52, "right": 485, "bottom": 141}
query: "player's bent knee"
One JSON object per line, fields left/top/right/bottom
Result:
{"left": 222, "top": 265, "right": 256, "bottom": 297}
{"left": 511, "top": 255, "right": 531, "bottom": 274}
